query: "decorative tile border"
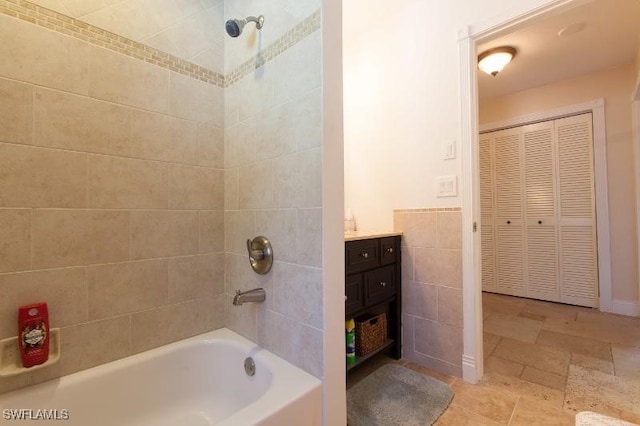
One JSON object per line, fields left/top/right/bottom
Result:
{"left": 393, "top": 207, "right": 462, "bottom": 213}
{"left": 0, "top": 0, "right": 320, "bottom": 88}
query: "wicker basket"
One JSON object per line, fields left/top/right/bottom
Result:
{"left": 355, "top": 313, "right": 387, "bottom": 357}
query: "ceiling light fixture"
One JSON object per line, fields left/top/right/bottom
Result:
{"left": 478, "top": 46, "right": 517, "bottom": 77}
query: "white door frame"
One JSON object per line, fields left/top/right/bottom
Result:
{"left": 457, "top": 0, "right": 607, "bottom": 383}
{"left": 633, "top": 74, "right": 640, "bottom": 306}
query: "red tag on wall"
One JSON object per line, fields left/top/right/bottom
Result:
{"left": 18, "top": 302, "right": 50, "bottom": 368}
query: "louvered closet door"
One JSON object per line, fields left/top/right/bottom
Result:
{"left": 522, "top": 121, "right": 560, "bottom": 302}
{"left": 480, "top": 135, "right": 497, "bottom": 292}
{"left": 493, "top": 129, "right": 526, "bottom": 297}
{"left": 555, "top": 113, "right": 598, "bottom": 307}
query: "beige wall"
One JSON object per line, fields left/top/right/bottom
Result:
{"left": 0, "top": 12, "right": 225, "bottom": 394}
{"left": 480, "top": 64, "right": 638, "bottom": 303}
{"left": 223, "top": 12, "right": 324, "bottom": 377}
{"left": 394, "top": 209, "right": 463, "bottom": 377}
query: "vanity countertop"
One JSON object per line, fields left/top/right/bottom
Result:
{"left": 344, "top": 231, "right": 403, "bottom": 242}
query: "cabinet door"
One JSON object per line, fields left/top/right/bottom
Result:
{"left": 345, "top": 274, "right": 363, "bottom": 317}
{"left": 345, "top": 240, "right": 379, "bottom": 274}
{"left": 555, "top": 113, "right": 598, "bottom": 307}
{"left": 523, "top": 121, "right": 559, "bottom": 302}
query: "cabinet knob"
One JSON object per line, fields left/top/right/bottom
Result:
{"left": 507, "top": 220, "right": 511, "bottom": 224}
{"left": 380, "top": 282, "right": 386, "bottom": 287}
{"left": 360, "top": 252, "right": 369, "bottom": 259}
{"left": 344, "top": 295, "right": 348, "bottom": 301}
{"left": 538, "top": 220, "right": 542, "bottom": 224}
{"left": 386, "top": 247, "right": 394, "bottom": 254}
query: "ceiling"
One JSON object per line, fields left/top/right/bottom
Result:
{"left": 477, "top": 0, "right": 640, "bottom": 100}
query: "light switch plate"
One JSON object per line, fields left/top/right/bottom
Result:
{"left": 436, "top": 175, "right": 458, "bottom": 197}
{"left": 443, "top": 140, "right": 456, "bottom": 160}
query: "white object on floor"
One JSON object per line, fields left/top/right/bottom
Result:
{"left": 576, "top": 411, "right": 638, "bottom": 426}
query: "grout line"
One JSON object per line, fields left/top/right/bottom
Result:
{"left": 506, "top": 396, "right": 521, "bottom": 426}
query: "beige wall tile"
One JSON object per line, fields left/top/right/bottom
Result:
{"left": 225, "top": 294, "right": 258, "bottom": 342}
{"left": 255, "top": 209, "right": 297, "bottom": 263}
{"left": 414, "top": 318, "right": 462, "bottom": 364}
{"left": 224, "top": 253, "right": 240, "bottom": 293}
{"left": 198, "top": 294, "right": 226, "bottom": 333}
{"left": 197, "top": 124, "right": 224, "bottom": 168}
{"left": 401, "top": 245, "right": 415, "bottom": 281}
{"left": 0, "top": 78, "right": 33, "bottom": 145}
{"left": 0, "top": 210, "right": 31, "bottom": 273}
{"left": 168, "top": 253, "right": 225, "bottom": 302}
{"left": 437, "top": 211, "right": 462, "bottom": 249}
{"left": 238, "top": 160, "right": 274, "bottom": 209}
{"left": 87, "top": 259, "right": 169, "bottom": 320}
{"left": 273, "top": 263, "right": 323, "bottom": 329}
{"left": 297, "top": 208, "right": 322, "bottom": 267}
{"left": 33, "top": 210, "right": 129, "bottom": 269}
{"left": 438, "top": 286, "right": 463, "bottom": 327}
{"left": 52, "top": 316, "right": 131, "bottom": 377}
{"left": 0, "top": 143, "right": 86, "bottom": 208}
{"left": 88, "top": 155, "right": 169, "bottom": 209}
{"left": 34, "top": 88, "right": 131, "bottom": 156}
{"left": 225, "top": 168, "right": 239, "bottom": 210}
{"left": 394, "top": 212, "right": 437, "bottom": 248}
{"left": 0, "top": 267, "right": 87, "bottom": 339}
{"left": 295, "top": 88, "right": 322, "bottom": 150}
{"left": 270, "top": 32, "right": 321, "bottom": 106}
{"left": 224, "top": 210, "right": 255, "bottom": 255}
{"left": 273, "top": 149, "right": 322, "bottom": 208}
{"left": 169, "top": 165, "right": 224, "bottom": 210}
{"left": 403, "top": 280, "right": 438, "bottom": 320}
{"left": 131, "top": 300, "right": 210, "bottom": 353}
{"left": 402, "top": 344, "right": 463, "bottom": 378}
{"left": 258, "top": 309, "right": 323, "bottom": 379}
{"left": 89, "top": 46, "right": 169, "bottom": 113}
{"left": 0, "top": 14, "right": 90, "bottom": 95}
{"left": 130, "top": 210, "right": 199, "bottom": 259}
{"left": 170, "top": 72, "right": 223, "bottom": 126}
{"left": 130, "top": 110, "right": 198, "bottom": 165}
{"left": 415, "top": 248, "right": 462, "bottom": 288}
{"left": 225, "top": 119, "right": 258, "bottom": 168}
{"left": 199, "top": 211, "right": 224, "bottom": 253}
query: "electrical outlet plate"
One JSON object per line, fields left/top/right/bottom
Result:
{"left": 436, "top": 175, "right": 458, "bottom": 197}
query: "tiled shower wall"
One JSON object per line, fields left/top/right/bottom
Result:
{"left": 394, "top": 208, "right": 463, "bottom": 377}
{"left": 223, "top": 10, "right": 324, "bottom": 377}
{"left": 0, "top": 11, "right": 225, "bottom": 393}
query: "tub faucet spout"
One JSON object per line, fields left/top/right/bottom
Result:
{"left": 233, "top": 288, "right": 266, "bottom": 306}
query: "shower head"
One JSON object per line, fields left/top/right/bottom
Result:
{"left": 225, "top": 15, "right": 264, "bottom": 38}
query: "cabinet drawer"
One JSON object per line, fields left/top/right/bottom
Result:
{"left": 345, "top": 274, "right": 363, "bottom": 316}
{"left": 380, "top": 237, "right": 398, "bottom": 265}
{"left": 364, "top": 265, "right": 396, "bottom": 305}
{"left": 346, "top": 240, "right": 379, "bottom": 274}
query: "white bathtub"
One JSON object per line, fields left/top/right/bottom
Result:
{"left": 0, "top": 328, "right": 322, "bottom": 425}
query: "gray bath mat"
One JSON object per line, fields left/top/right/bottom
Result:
{"left": 347, "top": 364, "right": 454, "bottom": 426}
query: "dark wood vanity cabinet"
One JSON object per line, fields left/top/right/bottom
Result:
{"left": 345, "top": 235, "right": 402, "bottom": 371}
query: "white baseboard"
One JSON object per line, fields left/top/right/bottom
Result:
{"left": 609, "top": 299, "right": 640, "bottom": 317}
{"left": 462, "top": 354, "right": 478, "bottom": 384}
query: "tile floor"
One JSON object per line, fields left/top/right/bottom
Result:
{"left": 347, "top": 292, "right": 640, "bottom": 425}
